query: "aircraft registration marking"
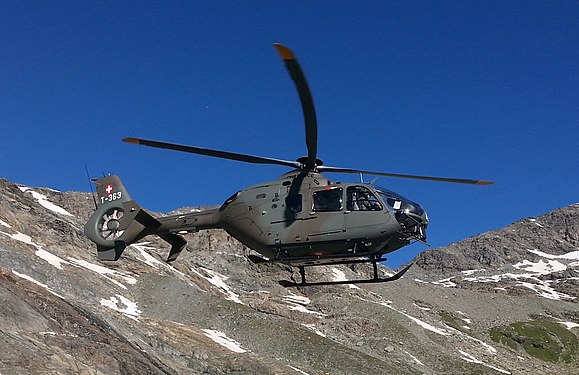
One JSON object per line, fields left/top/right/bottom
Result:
{"left": 101, "top": 191, "right": 122, "bottom": 204}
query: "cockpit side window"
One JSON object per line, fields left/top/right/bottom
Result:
{"left": 312, "top": 188, "right": 343, "bottom": 212}
{"left": 285, "top": 194, "right": 302, "bottom": 213}
{"left": 346, "top": 186, "right": 382, "bottom": 211}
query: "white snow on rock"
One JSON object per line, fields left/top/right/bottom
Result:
{"left": 359, "top": 297, "right": 450, "bottom": 336}
{"left": 413, "top": 303, "right": 431, "bottom": 311}
{"left": 0, "top": 230, "right": 36, "bottom": 247}
{"left": 461, "top": 269, "right": 485, "bottom": 276}
{"left": 431, "top": 277, "right": 457, "bottom": 288}
{"left": 100, "top": 294, "right": 141, "bottom": 319}
{"left": 69, "top": 258, "right": 137, "bottom": 289}
{"left": 527, "top": 248, "right": 579, "bottom": 261}
{"left": 0, "top": 219, "right": 12, "bottom": 228}
{"left": 0, "top": 229, "right": 70, "bottom": 269}
{"left": 18, "top": 187, "right": 73, "bottom": 217}
{"left": 519, "top": 281, "right": 575, "bottom": 300}
{"left": 11, "top": 270, "right": 65, "bottom": 299}
{"left": 283, "top": 292, "right": 326, "bottom": 317}
{"left": 283, "top": 292, "right": 311, "bottom": 305}
{"left": 404, "top": 351, "right": 425, "bottom": 366}
{"left": 458, "top": 350, "right": 511, "bottom": 374}
{"left": 36, "top": 249, "right": 70, "bottom": 269}
{"left": 558, "top": 321, "right": 579, "bottom": 329}
{"left": 458, "top": 247, "right": 579, "bottom": 301}
{"left": 190, "top": 266, "right": 244, "bottom": 305}
{"left": 201, "top": 329, "right": 247, "bottom": 353}
{"left": 287, "top": 365, "right": 310, "bottom": 375}
{"left": 330, "top": 268, "right": 360, "bottom": 289}
{"left": 128, "top": 242, "right": 165, "bottom": 269}
{"left": 302, "top": 323, "right": 326, "bottom": 338}
{"left": 513, "top": 259, "right": 566, "bottom": 274}
{"left": 464, "top": 272, "right": 576, "bottom": 300}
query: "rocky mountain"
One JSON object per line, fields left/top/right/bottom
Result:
{"left": 1, "top": 177, "right": 578, "bottom": 375}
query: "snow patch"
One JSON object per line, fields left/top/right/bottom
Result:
{"left": 129, "top": 242, "right": 165, "bottom": 269}
{"left": 0, "top": 230, "right": 36, "bottom": 246}
{"left": 302, "top": 323, "right": 326, "bottom": 337}
{"left": 283, "top": 292, "right": 326, "bottom": 316}
{"left": 100, "top": 294, "right": 141, "bottom": 319}
{"left": 465, "top": 272, "right": 576, "bottom": 300}
{"left": 0, "top": 219, "right": 12, "bottom": 228}
{"left": 330, "top": 268, "right": 360, "bottom": 289}
{"left": 11, "top": 270, "right": 64, "bottom": 299}
{"left": 190, "top": 266, "right": 243, "bottom": 304}
{"left": 0, "top": 229, "right": 70, "bottom": 269}
{"left": 458, "top": 350, "right": 510, "bottom": 374}
{"left": 461, "top": 269, "right": 485, "bottom": 276}
{"left": 519, "top": 281, "right": 575, "bottom": 300}
{"left": 470, "top": 335, "right": 496, "bottom": 354}
{"left": 558, "top": 321, "right": 579, "bottom": 329}
{"left": 201, "top": 329, "right": 246, "bottom": 353}
{"left": 527, "top": 248, "right": 579, "bottom": 261}
{"left": 431, "top": 277, "right": 456, "bottom": 288}
{"left": 283, "top": 292, "right": 311, "bottom": 305}
{"left": 287, "top": 365, "right": 310, "bottom": 375}
{"left": 405, "top": 351, "right": 425, "bottom": 366}
{"left": 360, "top": 297, "right": 450, "bottom": 336}
{"left": 464, "top": 252, "right": 577, "bottom": 301}
{"left": 413, "top": 303, "right": 431, "bottom": 311}
{"left": 19, "top": 188, "right": 73, "bottom": 216}
{"left": 69, "top": 258, "right": 137, "bottom": 289}
{"left": 36, "top": 249, "right": 70, "bottom": 269}
{"left": 513, "top": 259, "right": 566, "bottom": 274}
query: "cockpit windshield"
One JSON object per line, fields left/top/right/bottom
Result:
{"left": 375, "top": 186, "right": 424, "bottom": 216}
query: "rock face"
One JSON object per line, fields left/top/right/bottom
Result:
{"left": 415, "top": 204, "right": 579, "bottom": 301}
{"left": 1, "top": 177, "right": 578, "bottom": 375}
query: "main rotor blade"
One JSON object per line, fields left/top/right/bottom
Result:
{"left": 274, "top": 44, "right": 318, "bottom": 169}
{"left": 318, "top": 165, "right": 494, "bottom": 185}
{"left": 123, "top": 138, "right": 301, "bottom": 169}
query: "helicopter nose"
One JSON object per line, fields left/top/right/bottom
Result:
{"left": 394, "top": 202, "right": 428, "bottom": 242}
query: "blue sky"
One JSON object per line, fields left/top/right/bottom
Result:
{"left": 2, "top": 2, "right": 578, "bottom": 267}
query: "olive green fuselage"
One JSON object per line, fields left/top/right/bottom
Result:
{"left": 167, "top": 170, "right": 427, "bottom": 265}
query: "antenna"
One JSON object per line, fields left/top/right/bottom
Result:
{"left": 359, "top": 172, "right": 364, "bottom": 183}
{"left": 85, "top": 165, "right": 98, "bottom": 209}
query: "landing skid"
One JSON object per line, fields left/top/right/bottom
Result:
{"left": 279, "top": 261, "right": 414, "bottom": 287}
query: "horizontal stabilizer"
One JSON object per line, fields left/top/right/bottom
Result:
{"left": 159, "top": 233, "right": 187, "bottom": 262}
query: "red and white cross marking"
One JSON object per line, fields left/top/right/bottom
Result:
{"left": 105, "top": 184, "right": 113, "bottom": 194}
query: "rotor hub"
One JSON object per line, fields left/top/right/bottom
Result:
{"left": 296, "top": 156, "right": 324, "bottom": 169}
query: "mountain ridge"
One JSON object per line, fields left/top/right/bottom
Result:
{"left": 1, "top": 177, "right": 578, "bottom": 374}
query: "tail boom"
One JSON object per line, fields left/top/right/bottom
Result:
{"left": 84, "top": 175, "right": 220, "bottom": 262}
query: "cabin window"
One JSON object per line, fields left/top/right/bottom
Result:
{"left": 346, "top": 186, "right": 382, "bottom": 211}
{"left": 285, "top": 194, "right": 302, "bottom": 213}
{"left": 312, "top": 188, "right": 343, "bottom": 212}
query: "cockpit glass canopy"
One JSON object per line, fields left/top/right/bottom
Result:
{"left": 375, "top": 186, "right": 424, "bottom": 216}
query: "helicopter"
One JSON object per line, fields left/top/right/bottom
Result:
{"left": 84, "top": 44, "right": 492, "bottom": 286}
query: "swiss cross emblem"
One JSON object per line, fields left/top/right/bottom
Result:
{"left": 105, "top": 184, "right": 113, "bottom": 194}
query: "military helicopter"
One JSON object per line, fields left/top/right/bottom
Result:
{"left": 84, "top": 44, "right": 492, "bottom": 286}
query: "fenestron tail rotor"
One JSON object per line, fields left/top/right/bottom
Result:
{"left": 98, "top": 208, "right": 125, "bottom": 240}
